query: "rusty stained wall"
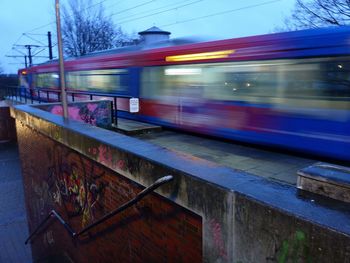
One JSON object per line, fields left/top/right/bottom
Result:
{"left": 17, "top": 121, "right": 202, "bottom": 263}
{"left": 233, "top": 195, "right": 350, "bottom": 263}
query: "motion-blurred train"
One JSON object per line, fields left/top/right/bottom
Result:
{"left": 18, "top": 27, "right": 350, "bottom": 161}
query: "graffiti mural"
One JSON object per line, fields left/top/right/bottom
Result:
{"left": 18, "top": 120, "right": 203, "bottom": 263}
{"left": 48, "top": 145, "right": 108, "bottom": 227}
{"left": 36, "top": 101, "right": 112, "bottom": 128}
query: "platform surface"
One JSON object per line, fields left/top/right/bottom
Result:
{"left": 113, "top": 118, "right": 162, "bottom": 135}
{"left": 135, "top": 130, "right": 317, "bottom": 185}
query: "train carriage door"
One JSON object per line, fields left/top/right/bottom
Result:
{"left": 128, "top": 67, "right": 140, "bottom": 98}
{"left": 164, "top": 66, "right": 204, "bottom": 126}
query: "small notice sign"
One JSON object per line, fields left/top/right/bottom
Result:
{"left": 129, "top": 98, "right": 139, "bottom": 113}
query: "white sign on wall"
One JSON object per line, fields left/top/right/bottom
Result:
{"left": 129, "top": 98, "right": 139, "bottom": 113}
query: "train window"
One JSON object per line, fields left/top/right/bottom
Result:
{"left": 141, "top": 57, "right": 350, "bottom": 109}
{"left": 141, "top": 66, "right": 204, "bottom": 98}
{"left": 19, "top": 74, "right": 29, "bottom": 89}
{"left": 66, "top": 69, "right": 128, "bottom": 93}
{"left": 34, "top": 73, "right": 59, "bottom": 89}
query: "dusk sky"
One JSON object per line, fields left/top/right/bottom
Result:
{"left": 1, "top": 0, "right": 296, "bottom": 73}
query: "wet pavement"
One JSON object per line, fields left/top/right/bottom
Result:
{"left": 0, "top": 142, "right": 32, "bottom": 263}
{"left": 134, "top": 130, "right": 317, "bottom": 185}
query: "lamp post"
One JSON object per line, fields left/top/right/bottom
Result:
{"left": 55, "top": 0, "right": 68, "bottom": 119}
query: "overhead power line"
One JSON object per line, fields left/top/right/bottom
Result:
{"left": 161, "top": 0, "right": 282, "bottom": 28}
{"left": 24, "top": 33, "right": 48, "bottom": 36}
{"left": 117, "top": 0, "right": 197, "bottom": 21}
{"left": 110, "top": 0, "right": 157, "bottom": 17}
{"left": 23, "top": 33, "right": 47, "bottom": 46}
{"left": 26, "top": 21, "right": 55, "bottom": 34}
{"left": 25, "top": 0, "right": 108, "bottom": 34}
{"left": 118, "top": 0, "right": 203, "bottom": 25}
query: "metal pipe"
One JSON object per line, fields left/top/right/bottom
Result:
{"left": 76, "top": 175, "right": 173, "bottom": 237}
{"left": 25, "top": 175, "right": 173, "bottom": 244}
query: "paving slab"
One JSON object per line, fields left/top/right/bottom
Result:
{"left": 0, "top": 142, "right": 32, "bottom": 263}
{"left": 113, "top": 118, "right": 162, "bottom": 135}
{"left": 134, "top": 130, "right": 319, "bottom": 185}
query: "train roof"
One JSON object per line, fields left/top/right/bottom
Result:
{"left": 20, "top": 26, "right": 350, "bottom": 73}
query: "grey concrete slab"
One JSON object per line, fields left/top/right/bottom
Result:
{"left": 0, "top": 142, "right": 32, "bottom": 263}
{"left": 134, "top": 131, "right": 318, "bottom": 185}
{"left": 113, "top": 118, "right": 162, "bottom": 135}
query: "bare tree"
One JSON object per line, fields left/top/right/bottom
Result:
{"left": 62, "top": 0, "right": 134, "bottom": 57}
{"left": 278, "top": 0, "right": 350, "bottom": 31}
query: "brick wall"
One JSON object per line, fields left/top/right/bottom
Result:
{"left": 17, "top": 122, "right": 202, "bottom": 263}
{"left": 0, "top": 105, "right": 16, "bottom": 142}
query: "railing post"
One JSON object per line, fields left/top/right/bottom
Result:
{"left": 47, "top": 90, "right": 50, "bottom": 102}
{"left": 113, "top": 97, "right": 118, "bottom": 126}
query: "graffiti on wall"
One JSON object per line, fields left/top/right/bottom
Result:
{"left": 88, "top": 144, "right": 132, "bottom": 175}
{"left": 38, "top": 101, "right": 112, "bottom": 128}
{"left": 47, "top": 145, "right": 108, "bottom": 227}
{"left": 209, "top": 218, "right": 228, "bottom": 261}
{"left": 267, "top": 230, "right": 312, "bottom": 263}
{"left": 31, "top": 180, "right": 54, "bottom": 221}
{"left": 19, "top": 123, "right": 203, "bottom": 263}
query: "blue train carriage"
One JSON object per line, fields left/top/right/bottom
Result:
{"left": 18, "top": 27, "right": 350, "bottom": 161}
{"left": 137, "top": 27, "right": 350, "bottom": 161}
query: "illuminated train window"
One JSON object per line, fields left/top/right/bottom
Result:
{"left": 141, "top": 57, "right": 350, "bottom": 109}
{"left": 66, "top": 69, "right": 128, "bottom": 93}
{"left": 34, "top": 73, "right": 59, "bottom": 89}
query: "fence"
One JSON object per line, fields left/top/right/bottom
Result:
{"left": 0, "top": 85, "right": 134, "bottom": 126}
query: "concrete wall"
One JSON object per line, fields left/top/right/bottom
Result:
{"left": 12, "top": 104, "right": 350, "bottom": 263}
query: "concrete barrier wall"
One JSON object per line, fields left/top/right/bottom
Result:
{"left": 12, "top": 104, "right": 350, "bottom": 263}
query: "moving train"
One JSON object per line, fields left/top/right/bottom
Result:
{"left": 18, "top": 27, "right": 350, "bottom": 161}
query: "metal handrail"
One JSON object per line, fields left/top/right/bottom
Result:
{"left": 25, "top": 175, "right": 173, "bottom": 245}
{"left": 1, "top": 86, "right": 135, "bottom": 126}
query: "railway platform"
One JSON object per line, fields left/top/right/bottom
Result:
{"left": 134, "top": 130, "right": 317, "bottom": 185}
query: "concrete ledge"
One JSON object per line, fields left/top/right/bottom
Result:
{"left": 298, "top": 162, "right": 350, "bottom": 203}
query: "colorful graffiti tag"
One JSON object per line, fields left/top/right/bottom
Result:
{"left": 37, "top": 101, "right": 112, "bottom": 128}
{"left": 48, "top": 145, "right": 108, "bottom": 227}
